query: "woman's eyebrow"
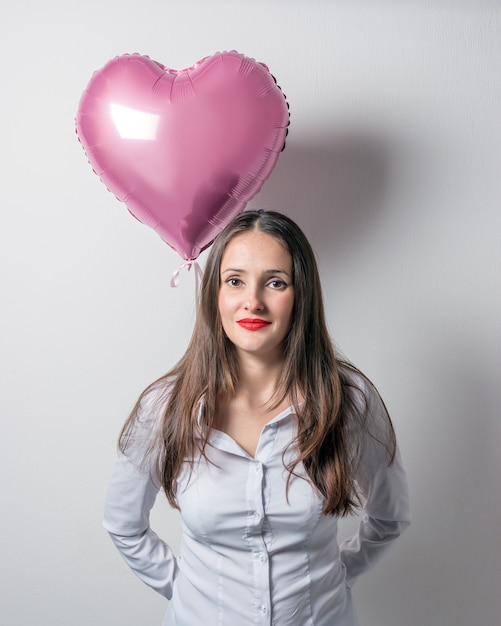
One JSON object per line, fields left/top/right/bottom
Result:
{"left": 221, "top": 268, "right": 290, "bottom": 276}
{"left": 264, "top": 269, "right": 291, "bottom": 277}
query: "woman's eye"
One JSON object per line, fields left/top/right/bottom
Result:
{"left": 268, "top": 279, "right": 287, "bottom": 290}
{"left": 226, "top": 277, "right": 242, "bottom": 287}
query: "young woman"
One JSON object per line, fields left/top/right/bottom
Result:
{"left": 104, "top": 210, "right": 411, "bottom": 626}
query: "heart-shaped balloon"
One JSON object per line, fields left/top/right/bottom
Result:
{"left": 75, "top": 51, "right": 289, "bottom": 260}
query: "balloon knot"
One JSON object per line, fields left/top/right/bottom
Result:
{"left": 170, "top": 259, "right": 203, "bottom": 293}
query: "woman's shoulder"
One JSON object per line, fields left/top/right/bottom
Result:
{"left": 337, "top": 361, "right": 393, "bottom": 433}
{"left": 138, "top": 376, "right": 174, "bottom": 414}
{"left": 122, "top": 376, "right": 174, "bottom": 454}
{"left": 338, "top": 361, "right": 374, "bottom": 400}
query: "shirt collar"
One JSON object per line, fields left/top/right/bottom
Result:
{"left": 196, "top": 398, "right": 297, "bottom": 430}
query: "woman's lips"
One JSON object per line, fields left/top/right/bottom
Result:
{"left": 237, "top": 318, "right": 272, "bottom": 331}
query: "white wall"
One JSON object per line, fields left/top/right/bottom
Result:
{"left": 1, "top": 1, "right": 500, "bottom": 624}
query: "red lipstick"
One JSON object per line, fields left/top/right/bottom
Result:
{"left": 237, "top": 318, "right": 271, "bottom": 331}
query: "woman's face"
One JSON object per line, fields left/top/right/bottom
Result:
{"left": 218, "top": 230, "right": 295, "bottom": 364}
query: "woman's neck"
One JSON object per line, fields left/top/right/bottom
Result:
{"left": 233, "top": 352, "right": 285, "bottom": 408}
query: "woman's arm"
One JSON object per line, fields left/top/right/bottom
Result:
{"left": 103, "top": 452, "right": 179, "bottom": 598}
{"left": 339, "top": 376, "right": 411, "bottom": 586}
{"left": 103, "top": 386, "right": 178, "bottom": 598}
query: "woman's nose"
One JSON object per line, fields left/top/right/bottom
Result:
{"left": 244, "top": 286, "right": 264, "bottom": 311}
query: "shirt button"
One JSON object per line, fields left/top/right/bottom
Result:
{"left": 258, "top": 553, "right": 265, "bottom": 562}
{"left": 254, "top": 511, "right": 261, "bottom": 520}
{"left": 254, "top": 462, "right": 260, "bottom": 472}
{"left": 260, "top": 605, "right": 267, "bottom": 614}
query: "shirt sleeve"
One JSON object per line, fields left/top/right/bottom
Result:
{"left": 339, "top": 376, "right": 411, "bottom": 586}
{"left": 103, "top": 389, "right": 179, "bottom": 599}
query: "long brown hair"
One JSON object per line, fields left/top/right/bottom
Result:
{"left": 120, "top": 210, "right": 396, "bottom": 516}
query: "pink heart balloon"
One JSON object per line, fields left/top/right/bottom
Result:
{"left": 76, "top": 51, "right": 289, "bottom": 260}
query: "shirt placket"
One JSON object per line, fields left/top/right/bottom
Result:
{"left": 246, "top": 456, "right": 271, "bottom": 625}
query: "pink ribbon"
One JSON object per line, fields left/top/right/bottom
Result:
{"left": 170, "top": 260, "right": 203, "bottom": 293}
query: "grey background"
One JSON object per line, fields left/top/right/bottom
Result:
{"left": 1, "top": 1, "right": 499, "bottom": 624}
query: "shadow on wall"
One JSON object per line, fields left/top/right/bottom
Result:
{"left": 256, "top": 133, "right": 396, "bottom": 261}
{"left": 392, "top": 317, "right": 500, "bottom": 624}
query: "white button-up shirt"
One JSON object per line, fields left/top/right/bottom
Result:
{"left": 104, "top": 368, "right": 411, "bottom": 625}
